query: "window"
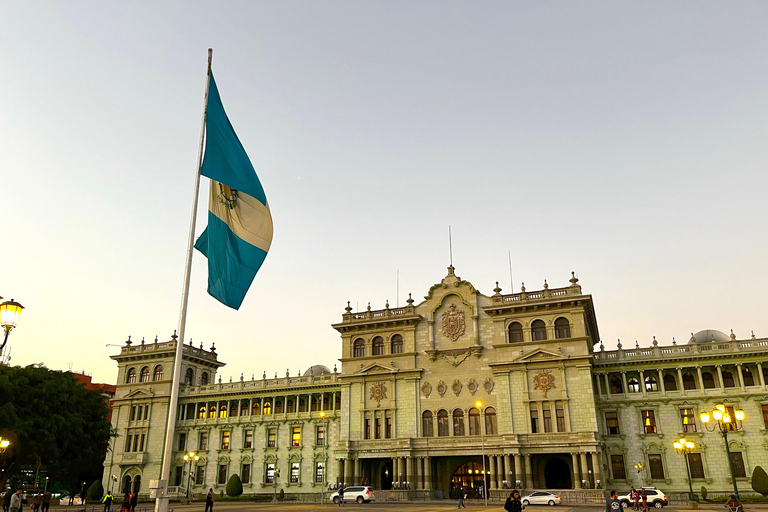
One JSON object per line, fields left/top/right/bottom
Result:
{"left": 139, "top": 367, "right": 149, "bottom": 383}
{"left": 144, "top": 406, "right": 149, "bottom": 420}
{"left": 292, "top": 427, "right": 301, "bottom": 447}
{"left": 372, "top": 336, "right": 384, "bottom": 356}
{"left": 611, "top": 454, "right": 626, "bottom": 480}
{"left": 364, "top": 419, "right": 371, "bottom": 440}
{"left": 241, "top": 401, "right": 249, "bottom": 416}
{"left": 353, "top": 338, "right": 365, "bottom": 357}
{"left": 453, "top": 409, "right": 465, "bottom": 436}
{"left": 485, "top": 407, "right": 498, "bottom": 435}
{"left": 242, "top": 464, "right": 251, "bottom": 484}
{"left": 542, "top": 404, "right": 552, "bottom": 433}
{"left": 627, "top": 378, "right": 640, "bottom": 393}
{"left": 722, "top": 370, "right": 735, "bottom": 388}
{"left": 644, "top": 375, "right": 658, "bottom": 392}
{"left": 437, "top": 410, "right": 449, "bottom": 437}
{"left": 610, "top": 378, "right": 623, "bottom": 394}
{"left": 267, "top": 428, "right": 276, "bottom": 447}
{"left": 221, "top": 430, "right": 230, "bottom": 449}
{"left": 762, "top": 404, "right": 768, "bottom": 428}
{"left": 265, "top": 463, "right": 275, "bottom": 483}
{"left": 663, "top": 374, "right": 677, "bottom": 391}
{"left": 681, "top": 408, "right": 697, "bottom": 433}
{"left": 315, "top": 462, "right": 325, "bottom": 483}
{"left": 126, "top": 368, "right": 136, "bottom": 384}
{"left": 648, "top": 454, "right": 664, "bottom": 480}
{"left": 287, "top": 399, "right": 295, "bottom": 413}
{"left": 195, "top": 466, "right": 205, "bottom": 485}
{"left": 153, "top": 365, "right": 164, "bottom": 381}
{"left": 263, "top": 401, "right": 272, "bottom": 415}
{"left": 316, "top": 425, "right": 326, "bottom": 446}
{"left": 555, "top": 404, "right": 565, "bottom": 432}
{"left": 391, "top": 334, "right": 404, "bottom": 354}
{"left": 130, "top": 406, "right": 137, "bottom": 422}
{"left": 252, "top": 402, "right": 261, "bottom": 416}
{"left": 468, "top": 408, "right": 481, "bottom": 436}
{"left": 702, "top": 372, "right": 716, "bottom": 389}
{"left": 174, "top": 466, "right": 183, "bottom": 486}
{"left": 125, "top": 434, "right": 132, "bottom": 452}
{"left": 217, "top": 465, "right": 227, "bottom": 485}
{"left": 688, "top": 453, "right": 705, "bottom": 479}
{"left": 310, "top": 396, "right": 319, "bottom": 412}
{"left": 642, "top": 410, "right": 657, "bottom": 434}
{"left": 178, "top": 433, "right": 187, "bottom": 451}
{"left": 275, "top": 399, "right": 283, "bottom": 414}
{"left": 290, "top": 462, "right": 300, "bottom": 483}
{"left": 508, "top": 322, "right": 524, "bottom": 343}
{"left": 375, "top": 418, "right": 381, "bottom": 439}
{"left": 198, "top": 406, "right": 206, "bottom": 419}
{"left": 385, "top": 416, "right": 392, "bottom": 439}
{"left": 730, "top": 452, "right": 746, "bottom": 478}
{"left": 219, "top": 405, "right": 227, "bottom": 419}
{"left": 138, "top": 434, "right": 145, "bottom": 451}
{"left": 184, "top": 368, "right": 194, "bottom": 385}
{"left": 201, "top": 372, "right": 209, "bottom": 385}
{"left": 742, "top": 368, "right": 755, "bottom": 387}
{"left": 243, "top": 429, "right": 253, "bottom": 449}
{"left": 683, "top": 372, "right": 697, "bottom": 390}
{"left": 531, "top": 320, "right": 547, "bottom": 341}
{"left": 605, "top": 412, "right": 620, "bottom": 435}
{"left": 421, "top": 410, "right": 434, "bottom": 437}
{"left": 554, "top": 317, "right": 571, "bottom": 339}
{"left": 530, "top": 405, "right": 539, "bottom": 434}
{"left": 199, "top": 432, "right": 208, "bottom": 450}
{"left": 208, "top": 405, "right": 216, "bottom": 419}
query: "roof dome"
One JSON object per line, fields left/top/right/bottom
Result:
{"left": 689, "top": 329, "right": 731, "bottom": 344}
{"left": 302, "top": 365, "right": 331, "bottom": 376}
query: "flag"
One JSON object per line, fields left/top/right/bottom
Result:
{"left": 194, "top": 73, "right": 273, "bottom": 310}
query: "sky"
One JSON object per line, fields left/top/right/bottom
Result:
{"left": 1, "top": 1, "right": 767, "bottom": 385}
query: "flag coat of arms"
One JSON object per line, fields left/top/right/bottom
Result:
{"left": 194, "top": 73, "right": 273, "bottom": 310}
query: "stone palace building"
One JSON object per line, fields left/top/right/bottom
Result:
{"left": 103, "top": 266, "right": 768, "bottom": 500}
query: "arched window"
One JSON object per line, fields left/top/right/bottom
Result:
{"left": 610, "top": 378, "right": 623, "bottom": 394}
{"left": 702, "top": 372, "right": 716, "bottom": 389}
{"left": 422, "top": 411, "right": 434, "bottom": 437}
{"left": 468, "top": 408, "right": 481, "bottom": 436}
{"left": 275, "top": 399, "right": 283, "bottom": 414}
{"left": 263, "top": 401, "right": 272, "bottom": 415}
{"left": 252, "top": 402, "right": 261, "bottom": 416}
{"left": 508, "top": 322, "right": 524, "bottom": 343}
{"left": 683, "top": 372, "right": 697, "bottom": 390}
{"left": 485, "top": 407, "right": 497, "bottom": 435}
{"left": 198, "top": 406, "right": 206, "bottom": 419}
{"left": 531, "top": 320, "right": 547, "bottom": 341}
{"left": 353, "top": 338, "right": 365, "bottom": 358}
{"left": 663, "top": 374, "right": 677, "bottom": 391}
{"left": 184, "top": 368, "right": 194, "bottom": 386}
{"left": 287, "top": 399, "right": 294, "bottom": 413}
{"left": 644, "top": 375, "right": 658, "bottom": 392}
{"left": 219, "top": 405, "right": 227, "bottom": 418}
{"left": 132, "top": 475, "right": 141, "bottom": 493}
{"left": 437, "top": 409, "right": 449, "bottom": 437}
{"left": 122, "top": 476, "right": 132, "bottom": 494}
{"left": 126, "top": 368, "right": 136, "bottom": 384}
{"left": 140, "top": 367, "right": 150, "bottom": 383}
{"left": 742, "top": 367, "right": 755, "bottom": 387}
{"left": 153, "top": 365, "right": 164, "bottom": 381}
{"left": 722, "top": 370, "right": 735, "bottom": 388}
{"left": 208, "top": 405, "right": 216, "bottom": 419}
{"left": 627, "top": 378, "right": 640, "bottom": 393}
{"left": 452, "top": 408, "right": 465, "bottom": 436}
{"left": 372, "top": 336, "right": 384, "bottom": 356}
{"left": 311, "top": 396, "right": 319, "bottom": 412}
{"left": 391, "top": 334, "right": 404, "bottom": 354}
{"left": 554, "top": 317, "right": 571, "bottom": 339}
{"left": 201, "top": 372, "right": 209, "bottom": 385}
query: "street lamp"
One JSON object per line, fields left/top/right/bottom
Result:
{"left": 44, "top": 477, "right": 49, "bottom": 494}
{"left": 673, "top": 438, "right": 696, "bottom": 502}
{"left": 183, "top": 451, "right": 199, "bottom": 503}
{"left": 0, "top": 298, "right": 24, "bottom": 357}
{"left": 634, "top": 462, "right": 645, "bottom": 487}
{"left": 0, "top": 437, "right": 10, "bottom": 454}
{"left": 476, "top": 400, "right": 488, "bottom": 507}
{"left": 271, "top": 468, "right": 281, "bottom": 502}
{"left": 110, "top": 475, "right": 117, "bottom": 494}
{"left": 700, "top": 404, "right": 745, "bottom": 499}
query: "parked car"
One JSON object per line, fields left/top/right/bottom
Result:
{"left": 330, "top": 486, "right": 376, "bottom": 504}
{"left": 521, "top": 491, "right": 561, "bottom": 506}
{"left": 618, "top": 487, "right": 668, "bottom": 509}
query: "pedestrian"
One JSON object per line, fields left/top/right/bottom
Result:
{"left": 33, "top": 495, "right": 42, "bottom": 512}
{"left": 129, "top": 493, "right": 137, "bottom": 512}
{"left": 204, "top": 489, "right": 214, "bottom": 512}
{"left": 10, "top": 491, "right": 22, "bottom": 512}
{"left": 505, "top": 490, "right": 524, "bottom": 512}
{"left": 725, "top": 494, "right": 743, "bottom": 512}
{"left": 606, "top": 490, "right": 621, "bottom": 512}
{"left": 337, "top": 486, "right": 344, "bottom": 507}
{"left": 120, "top": 493, "right": 130, "bottom": 512}
{"left": 458, "top": 485, "right": 467, "bottom": 509}
{"left": 41, "top": 492, "right": 50, "bottom": 512}
{"left": 630, "top": 487, "right": 639, "bottom": 511}
{"left": 641, "top": 489, "right": 648, "bottom": 512}
{"left": 102, "top": 492, "right": 113, "bottom": 512}
{"left": 3, "top": 490, "right": 13, "bottom": 512}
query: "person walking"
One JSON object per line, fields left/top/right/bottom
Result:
{"left": 41, "top": 492, "right": 51, "bottom": 512}
{"left": 640, "top": 488, "right": 648, "bottom": 512}
{"left": 504, "top": 490, "right": 524, "bottom": 512}
{"left": 102, "top": 492, "right": 113, "bottom": 512}
{"left": 457, "top": 485, "right": 467, "bottom": 509}
{"left": 32, "top": 495, "right": 42, "bottom": 512}
{"left": 337, "top": 486, "right": 344, "bottom": 507}
{"left": 120, "top": 493, "right": 130, "bottom": 512}
{"left": 129, "top": 493, "right": 137, "bottom": 512}
{"left": 9, "top": 491, "right": 22, "bottom": 512}
{"left": 3, "top": 490, "right": 13, "bottom": 512}
{"left": 606, "top": 490, "right": 622, "bottom": 512}
{"left": 204, "top": 489, "right": 214, "bottom": 512}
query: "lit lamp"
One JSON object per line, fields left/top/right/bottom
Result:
{"left": 673, "top": 438, "right": 696, "bottom": 502}
{"left": 700, "top": 403, "right": 745, "bottom": 499}
{"left": 0, "top": 298, "right": 24, "bottom": 357}
{"left": 634, "top": 462, "right": 645, "bottom": 486}
{"left": 183, "top": 451, "right": 199, "bottom": 503}
{"left": 475, "top": 400, "right": 488, "bottom": 507}
{"left": 0, "top": 437, "right": 10, "bottom": 454}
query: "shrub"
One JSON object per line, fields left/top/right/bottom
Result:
{"left": 752, "top": 466, "right": 768, "bottom": 496}
{"left": 278, "top": 489, "right": 285, "bottom": 501}
{"left": 86, "top": 480, "right": 104, "bottom": 501}
{"left": 700, "top": 486, "right": 707, "bottom": 500}
{"left": 225, "top": 474, "right": 243, "bottom": 497}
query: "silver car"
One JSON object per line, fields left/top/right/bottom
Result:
{"left": 330, "top": 486, "right": 376, "bottom": 504}
{"left": 521, "top": 491, "right": 561, "bottom": 506}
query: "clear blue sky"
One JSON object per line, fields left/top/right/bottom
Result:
{"left": 1, "top": 1, "right": 766, "bottom": 384}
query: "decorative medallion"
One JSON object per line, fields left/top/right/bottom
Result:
{"left": 452, "top": 379, "right": 463, "bottom": 396}
{"left": 437, "top": 380, "right": 448, "bottom": 397}
{"left": 369, "top": 381, "right": 388, "bottom": 408}
{"left": 467, "top": 378, "right": 479, "bottom": 395}
{"left": 421, "top": 381, "right": 432, "bottom": 398}
{"left": 533, "top": 369, "right": 556, "bottom": 398}
{"left": 217, "top": 183, "right": 239, "bottom": 209}
{"left": 441, "top": 303, "right": 466, "bottom": 342}
{"left": 484, "top": 377, "right": 494, "bottom": 394}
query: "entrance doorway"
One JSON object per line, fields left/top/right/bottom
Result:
{"left": 451, "top": 462, "right": 488, "bottom": 499}
{"left": 543, "top": 457, "right": 572, "bottom": 489}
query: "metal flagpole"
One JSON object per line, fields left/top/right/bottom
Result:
{"left": 154, "top": 47, "right": 213, "bottom": 512}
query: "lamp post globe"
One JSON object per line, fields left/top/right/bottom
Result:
{"left": 700, "top": 404, "right": 746, "bottom": 499}
{"left": 0, "top": 298, "right": 24, "bottom": 357}
{"left": 474, "top": 400, "right": 488, "bottom": 506}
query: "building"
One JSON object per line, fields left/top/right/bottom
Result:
{"left": 102, "top": 266, "right": 768, "bottom": 500}
{"left": 73, "top": 372, "right": 117, "bottom": 421}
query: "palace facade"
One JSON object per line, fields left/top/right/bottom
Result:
{"left": 103, "top": 266, "right": 768, "bottom": 500}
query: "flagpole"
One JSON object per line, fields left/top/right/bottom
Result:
{"left": 155, "top": 48, "right": 213, "bottom": 512}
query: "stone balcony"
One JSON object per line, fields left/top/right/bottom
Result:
{"left": 593, "top": 337, "right": 768, "bottom": 364}
{"left": 179, "top": 372, "right": 340, "bottom": 396}
{"left": 114, "top": 451, "right": 147, "bottom": 465}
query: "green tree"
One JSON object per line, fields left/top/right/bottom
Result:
{"left": 752, "top": 466, "right": 768, "bottom": 496}
{"left": 0, "top": 365, "right": 113, "bottom": 490}
{"left": 86, "top": 480, "right": 104, "bottom": 501}
{"left": 700, "top": 486, "right": 707, "bottom": 500}
{"left": 225, "top": 474, "right": 243, "bottom": 497}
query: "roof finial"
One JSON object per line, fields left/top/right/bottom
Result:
{"left": 672, "top": 337, "right": 676, "bottom": 346}
{"left": 730, "top": 329, "right": 736, "bottom": 340}
{"left": 635, "top": 340, "right": 639, "bottom": 348}
{"left": 569, "top": 271, "right": 579, "bottom": 286}
{"left": 520, "top": 282, "right": 526, "bottom": 292}
{"left": 345, "top": 301, "right": 352, "bottom": 313}
{"left": 154, "top": 335, "right": 158, "bottom": 343}
{"left": 543, "top": 279, "right": 549, "bottom": 290}
{"left": 751, "top": 330, "right": 756, "bottom": 339}
{"left": 385, "top": 299, "right": 389, "bottom": 309}
{"left": 652, "top": 336, "right": 658, "bottom": 347}
{"left": 493, "top": 281, "right": 502, "bottom": 296}
{"left": 617, "top": 339, "right": 622, "bottom": 349}
{"left": 406, "top": 293, "right": 414, "bottom": 305}
{"left": 141, "top": 337, "right": 145, "bottom": 345}
{"left": 171, "top": 330, "right": 178, "bottom": 340}
{"left": 367, "top": 302, "right": 371, "bottom": 311}
{"left": 125, "top": 335, "right": 132, "bottom": 346}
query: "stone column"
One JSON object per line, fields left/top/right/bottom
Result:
{"left": 514, "top": 455, "right": 522, "bottom": 488}
{"left": 716, "top": 365, "right": 725, "bottom": 392}
{"left": 621, "top": 372, "right": 629, "bottom": 397}
{"left": 337, "top": 459, "right": 344, "bottom": 485}
{"left": 657, "top": 369, "right": 664, "bottom": 394}
{"left": 736, "top": 363, "right": 745, "bottom": 390}
{"left": 593, "top": 452, "right": 602, "bottom": 488}
{"left": 696, "top": 367, "right": 704, "bottom": 390}
{"left": 603, "top": 373, "right": 610, "bottom": 397}
{"left": 524, "top": 454, "right": 532, "bottom": 489}
{"left": 404, "top": 457, "right": 410, "bottom": 487}
{"left": 677, "top": 368, "right": 685, "bottom": 395}
{"left": 572, "top": 453, "right": 581, "bottom": 489}
{"left": 580, "top": 452, "right": 589, "bottom": 488}
{"left": 640, "top": 370, "right": 647, "bottom": 397}
{"left": 495, "top": 456, "right": 502, "bottom": 489}
{"left": 504, "top": 454, "right": 512, "bottom": 488}
{"left": 489, "top": 455, "right": 497, "bottom": 489}
{"left": 424, "top": 456, "right": 432, "bottom": 490}
{"left": 758, "top": 363, "right": 766, "bottom": 387}
{"left": 355, "top": 458, "right": 361, "bottom": 485}
{"left": 415, "top": 457, "right": 422, "bottom": 490}
{"left": 344, "top": 458, "right": 353, "bottom": 486}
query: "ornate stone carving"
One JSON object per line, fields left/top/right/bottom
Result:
{"left": 467, "top": 378, "right": 479, "bottom": 395}
{"left": 441, "top": 303, "right": 466, "bottom": 342}
{"left": 369, "top": 381, "right": 387, "bottom": 408}
{"left": 437, "top": 380, "right": 447, "bottom": 397}
{"left": 421, "top": 381, "right": 432, "bottom": 398}
{"left": 452, "top": 379, "right": 463, "bottom": 396}
{"left": 484, "top": 377, "right": 494, "bottom": 394}
{"left": 533, "top": 369, "right": 556, "bottom": 398}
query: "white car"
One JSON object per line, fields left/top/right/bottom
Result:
{"left": 618, "top": 488, "right": 668, "bottom": 509}
{"left": 522, "top": 491, "right": 561, "bottom": 506}
{"left": 330, "top": 486, "right": 376, "bottom": 504}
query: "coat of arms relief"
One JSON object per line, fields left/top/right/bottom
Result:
{"left": 441, "top": 303, "right": 466, "bottom": 342}
{"left": 369, "top": 381, "right": 388, "bottom": 408}
{"left": 533, "top": 369, "right": 556, "bottom": 398}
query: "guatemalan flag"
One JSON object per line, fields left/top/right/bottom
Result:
{"left": 194, "top": 73, "right": 273, "bottom": 310}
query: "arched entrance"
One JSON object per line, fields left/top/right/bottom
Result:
{"left": 378, "top": 460, "right": 393, "bottom": 490}
{"left": 122, "top": 475, "right": 132, "bottom": 494}
{"left": 132, "top": 475, "right": 141, "bottom": 494}
{"left": 451, "top": 462, "right": 488, "bottom": 499}
{"left": 544, "top": 458, "right": 571, "bottom": 489}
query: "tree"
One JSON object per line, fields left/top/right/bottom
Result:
{"left": 0, "top": 365, "right": 113, "bottom": 491}
{"left": 752, "top": 466, "right": 768, "bottom": 496}
{"left": 86, "top": 480, "right": 104, "bottom": 501}
{"left": 225, "top": 474, "right": 243, "bottom": 497}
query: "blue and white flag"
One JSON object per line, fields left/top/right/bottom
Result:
{"left": 194, "top": 73, "right": 273, "bottom": 310}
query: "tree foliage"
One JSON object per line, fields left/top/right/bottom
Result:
{"left": 225, "top": 474, "right": 243, "bottom": 497}
{"left": 700, "top": 486, "right": 707, "bottom": 500}
{"left": 752, "top": 466, "right": 768, "bottom": 496}
{"left": 0, "top": 364, "right": 113, "bottom": 490}
{"left": 87, "top": 480, "right": 104, "bottom": 501}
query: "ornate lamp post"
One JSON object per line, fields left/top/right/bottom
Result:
{"left": 673, "top": 438, "right": 696, "bottom": 501}
{"left": 183, "top": 451, "right": 199, "bottom": 503}
{"left": 0, "top": 437, "right": 10, "bottom": 454}
{"left": 634, "top": 462, "right": 645, "bottom": 487}
{"left": 700, "top": 404, "right": 745, "bottom": 499}
{"left": 476, "top": 400, "right": 488, "bottom": 507}
{"left": 271, "top": 468, "right": 281, "bottom": 503}
{"left": 110, "top": 475, "right": 118, "bottom": 495}
{"left": 0, "top": 298, "right": 24, "bottom": 358}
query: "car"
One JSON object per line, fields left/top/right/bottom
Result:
{"left": 330, "top": 486, "right": 376, "bottom": 504}
{"left": 618, "top": 487, "right": 668, "bottom": 509}
{"left": 521, "top": 491, "right": 561, "bottom": 506}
